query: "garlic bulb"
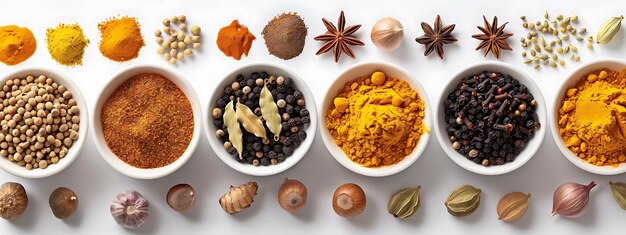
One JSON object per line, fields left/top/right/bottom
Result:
{"left": 371, "top": 17, "right": 404, "bottom": 51}
{"left": 219, "top": 182, "right": 258, "bottom": 214}
{"left": 332, "top": 183, "right": 366, "bottom": 218}
{"left": 278, "top": 178, "right": 307, "bottom": 212}
{"left": 110, "top": 190, "right": 149, "bottom": 230}
{"left": 552, "top": 181, "right": 595, "bottom": 217}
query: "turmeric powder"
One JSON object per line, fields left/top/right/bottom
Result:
{"left": 0, "top": 25, "right": 36, "bottom": 66}
{"left": 558, "top": 69, "right": 626, "bottom": 167}
{"left": 46, "top": 23, "right": 89, "bottom": 66}
{"left": 325, "top": 72, "right": 428, "bottom": 167}
{"left": 98, "top": 16, "right": 144, "bottom": 62}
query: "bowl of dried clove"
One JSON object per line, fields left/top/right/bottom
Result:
{"left": 435, "top": 61, "right": 547, "bottom": 175}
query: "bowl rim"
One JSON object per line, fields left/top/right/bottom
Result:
{"left": 550, "top": 58, "right": 626, "bottom": 175}
{"left": 319, "top": 61, "right": 432, "bottom": 177}
{"left": 91, "top": 64, "right": 202, "bottom": 179}
{"left": 0, "top": 67, "right": 89, "bottom": 178}
{"left": 204, "top": 61, "right": 318, "bottom": 176}
{"left": 434, "top": 61, "right": 547, "bottom": 175}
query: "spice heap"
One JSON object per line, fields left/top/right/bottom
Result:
{"left": 155, "top": 15, "right": 202, "bottom": 65}
{"left": 0, "top": 25, "right": 36, "bottom": 66}
{"left": 212, "top": 72, "right": 310, "bottom": 166}
{"left": 314, "top": 11, "right": 364, "bottom": 63}
{"left": 46, "top": 23, "right": 89, "bottom": 66}
{"left": 217, "top": 20, "right": 255, "bottom": 60}
{"left": 262, "top": 13, "right": 307, "bottom": 60}
{"left": 325, "top": 71, "right": 427, "bottom": 167}
{"left": 98, "top": 16, "right": 144, "bottom": 62}
{"left": 101, "top": 73, "right": 193, "bottom": 168}
{"left": 520, "top": 12, "right": 591, "bottom": 69}
{"left": 0, "top": 75, "right": 80, "bottom": 170}
{"left": 558, "top": 69, "right": 626, "bottom": 167}
{"left": 443, "top": 71, "right": 540, "bottom": 166}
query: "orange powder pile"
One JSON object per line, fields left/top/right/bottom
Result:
{"left": 98, "top": 16, "right": 145, "bottom": 62}
{"left": 216, "top": 20, "right": 256, "bottom": 60}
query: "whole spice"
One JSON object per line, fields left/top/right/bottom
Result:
{"left": 98, "top": 16, "right": 144, "bottom": 62}
{"left": 236, "top": 99, "right": 267, "bottom": 140}
{"left": 262, "top": 13, "right": 307, "bottom": 60}
{"left": 371, "top": 17, "right": 404, "bottom": 51}
{"left": 445, "top": 184, "right": 481, "bottom": 217}
{"left": 277, "top": 178, "right": 307, "bottom": 212}
{"left": 0, "top": 75, "right": 80, "bottom": 170}
{"left": 444, "top": 71, "right": 540, "bottom": 166}
{"left": 0, "top": 182, "right": 28, "bottom": 220}
{"left": 596, "top": 16, "right": 623, "bottom": 44}
{"left": 415, "top": 15, "right": 457, "bottom": 59}
{"left": 0, "top": 25, "right": 36, "bottom": 66}
{"left": 224, "top": 100, "right": 243, "bottom": 159}
{"left": 558, "top": 69, "right": 626, "bottom": 166}
{"left": 260, "top": 82, "right": 282, "bottom": 141}
{"left": 155, "top": 15, "right": 201, "bottom": 64}
{"left": 472, "top": 16, "right": 513, "bottom": 59}
{"left": 387, "top": 185, "right": 421, "bottom": 218}
{"left": 332, "top": 183, "right": 366, "bottom": 218}
{"left": 101, "top": 73, "right": 194, "bottom": 169}
{"left": 609, "top": 181, "right": 626, "bottom": 210}
{"left": 46, "top": 23, "right": 89, "bottom": 66}
{"left": 216, "top": 20, "right": 255, "bottom": 60}
{"left": 166, "top": 184, "right": 196, "bottom": 212}
{"left": 325, "top": 71, "right": 427, "bottom": 167}
{"left": 219, "top": 182, "right": 258, "bottom": 214}
{"left": 552, "top": 181, "right": 596, "bottom": 217}
{"left": 496, "top": 192, "right": 530, "bottom": 222}
{"left": 314, "top": 11, "right": 365, "bottom": 62}
{"left": 49, "top": 187, "right": 78, "bottom": 219}
{"left": 110, "top": 190, "right": 149, "bottom": 229}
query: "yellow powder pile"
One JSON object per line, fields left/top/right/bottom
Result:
{"left": 0, "top": 25, "right": 36, "bottom": 66}
{"left": 558, "top": 69, "right": 626, "bottom": 167}
{"left": 46, "top": 23, "right": 89, "bottom": 66}
{"left": 325, "top": 71, "right": 428, "bottom": 167}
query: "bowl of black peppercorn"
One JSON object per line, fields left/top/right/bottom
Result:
{"left": 205, "top": 62, "right": 317, "bottom": 176}
{"left": 435, "top": 61, "right": 546, "bottom": 175}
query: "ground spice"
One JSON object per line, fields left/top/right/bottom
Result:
{"left": 101, "top": 73, "right": 194, "bottom": 169}
{"left": 98, "top": 16, "right": 144, "bottom": 62}
{"left": 46, "top": 23, "right": 89, "bottom": 66}
{"left": 0, "top": 25, "right": 36, "bottom": 66}
{"left": 262, "top": 13, "right": 307, "bottom": 60}
{"left": 325, "top": 71, "right": 427, "bottom": 167}
{"left": 558, "top": 69, "right": 626, "bottom": 167}
{"left": 216, "top": 20, "right": 255, "bottom": 60}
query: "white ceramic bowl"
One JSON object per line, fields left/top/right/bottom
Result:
{"left": 92, "top": 65, "right": 202, "bottom": 179}
{"left": 0, "top": 68, "right": 88, "bottom": 178}
{"left": 205, "top": 62, "right": 317, "bottom": 176}
{"left": 551, "top": 58, "right": 626, "bottom": 175}
{"left": 434, "top": 61, "right": 547, "bottom": 175}
{"left": 319, "top": 62, "right": 432, "bottom": 177}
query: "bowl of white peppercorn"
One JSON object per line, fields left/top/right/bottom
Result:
{"left": 0, "top": 68, "right": 88, "bottom": 178}
{"left": 205, "top": 62, "right": 317, "bottom": 176}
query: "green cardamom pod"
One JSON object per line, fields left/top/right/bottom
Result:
{"left": 596, "top": 15, "right": 623, "bottom": 44}
{"left": 445, "top": 184, "right": 481, "bottom": 217}
{"left": 387, "top": 186, "right": 421, "bottom": 218}
{"left": 610, "top": 181, "right": 626, "bottom": 210}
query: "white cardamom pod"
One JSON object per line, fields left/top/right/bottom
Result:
{"left": 596, "top": 15, "right": 623, "bottom": 44}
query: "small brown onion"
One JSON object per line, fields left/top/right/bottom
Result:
{"left": 278, "top": 178, "right": 307, "bottom": 212}
{"left": 166, "top": 184, "right": 196, "bottom": 212}
{"left": 49, "top": 187, "right": 79, "bottom": 219}
{"left": 0, "top": 182, "right": 28, "bottom": 220}
{"left": 552, "top": 181, "right": 596, "bottom": 217}
{"left": 332, "top": 183, "right": 366, "bottom": 217}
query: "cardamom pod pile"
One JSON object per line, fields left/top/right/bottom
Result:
{"left": 212, "top": 72, "right": 311, "bottom": 166}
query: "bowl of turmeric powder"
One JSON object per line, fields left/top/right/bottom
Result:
{"left": 552, "top": 59, "right": 626, "bottom": 175}
{"left": 320, "top": 62, "right": 431, "bottom": 177}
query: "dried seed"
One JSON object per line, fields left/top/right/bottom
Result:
{"left": 524, "top": 59, "right": 532, "bottom": 64}
{"left": 557, "top": 47, "right": 564, "bottom": 54}
{"left": 579, "top": 28, "right": 587, "bottom": 34}
{"left": 550, "top": 61, "right": 557, "bottom": 68}
{"left": 445, "top": 185, "right": 481, "bottom": 217}
{"left": 587, "top": 36, "right": 594, "bottom": 42}
{"left": 530, "top": 50, "right": 537, "bottom": 56}
{"left": 259, "top": 82, "right": 281, "bottom": 141}
{"left": 497, "top": 192, "right": 531, "bottom": 222}
{"left": 587, "top": 43, "right": 594, "bottom": 50}
{"left": 559, "top": 59, "right": 566, "bottom": 66}
{"left": 224, "top": 100, "right": 243, "bottom": 159}
{"left": 534, "top": 44, "right": 542, "bottom": 52}
{"left": 235, "top": 98, "right": 267, "bottom": 140}
{"left": 556, "top": 14, "right": 564, "bottom": 20}
{"left": 569, "top": 44, "right": 578, "bottom": 52}
{"left": 521, "top": 51, "right": 527, "bottom": 57}
{"left": 387, "top": 186, "right": 421, "bottom": 218}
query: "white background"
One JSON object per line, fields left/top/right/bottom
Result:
{"left": 1, "top": 0, "right": 626, "bottom": 234}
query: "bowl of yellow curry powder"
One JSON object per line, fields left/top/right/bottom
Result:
{"left": 553, "top": 59, "right": 626, "bottom": 175}
{"left": 321, "top": 62, "right": 431, "bottom": 177}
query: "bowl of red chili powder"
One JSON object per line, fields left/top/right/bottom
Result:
{"left": 92, "top": 65, "right": 202, "bottom": 179}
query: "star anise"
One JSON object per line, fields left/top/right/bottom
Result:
{"left": 314, "top": 11, "right": 365, "bottom": 63}
{"left": 472, "top": 16, "right": 513, "bottom": 59}
{"left": 415, "top": 15, "right": 457, "bottom": 59}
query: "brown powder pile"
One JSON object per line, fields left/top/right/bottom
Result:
{"left": 101, "top": 73, "right": 194, "bottom": 168}
{"left": 262, "top": 13, "right": 307, "bottom": 60}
